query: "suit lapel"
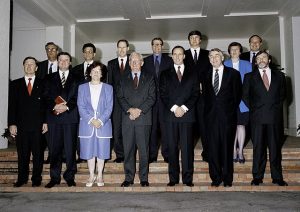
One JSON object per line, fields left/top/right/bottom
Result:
{"left": 218, "top": 67, "right": 229, "bottom": 94}
{"left": 253, "top": 70, "right": 268, "bottom": 92}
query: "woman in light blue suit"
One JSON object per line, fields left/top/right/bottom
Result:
{"left": 224, "top": 42, "right": 252, "bottom": 164}
{"left": 77, "top": 61, "right": 113, "bottom": 187}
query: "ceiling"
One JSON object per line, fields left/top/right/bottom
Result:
{"left": 14, "top": 0, "right": 300, "bottom": 42}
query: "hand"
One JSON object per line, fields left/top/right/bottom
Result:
{"left": 42, "top": 123, "right": 48, "bottom": 134}
{"left": 127, "top": 108, "right": 142, "bottom": 120}
{"left": 174, "top": 107, "right": 185, "bottom": 117}
{"left": 54, "top": 103, "right": 68, "bottom": 114}
{"left": 91, "top": 119, "right": 102, "bottom": 128}
{"left": 9, "top": 125, "right": 17, "bottom": 137}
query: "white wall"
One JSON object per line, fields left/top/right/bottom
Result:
{"left": 0, "top": 0, "right": 10, "bottom": 148}
{"left": 10, "top": 2, "right": 45, "bottom": 80}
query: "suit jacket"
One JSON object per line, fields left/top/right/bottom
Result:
{"left": 43, "top": 71, "right": 79, "bottom": 124}
{"left": 184, "top": 48, "right": 210, "bottom": 83}
{"left": 224, "top": 59, "right": 252, "bottom": 112}
{"left": 8, "top": 77, "right": 45, "bottom": 131}
{"left": 159, "top": 66, "right": 200, "bottom": 123}
{"left": 37, "top": 60, "right": 58, "bottom": 80}
{"left": 240, "top": 52, "right": 252, "bottom": 63}
{"left": 77, "top": 82, "right": 113, "bottom": 138}
{"left": 203, "top": 66, "right": 242, "bottom": 125}
{"left": 143, "top": 53, "right": 173, "bottom": 88}
{"left": 107, "top": 56, "right": 130, "bottom": 86}
{"left": 243, "top": 68, "right": 286, "bottom": 125}
{"left": 72, "top": 63, "right": 86, "bottom": 83}
{"left": 116, "top": 71, "right": 156, "bottom": 126}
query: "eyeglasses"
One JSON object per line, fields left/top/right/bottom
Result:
{"left": 152, "top": 44, "right": 162, "bottom": 46}
{"left": 46, "top": 48, "right": 57, "bottom": 52}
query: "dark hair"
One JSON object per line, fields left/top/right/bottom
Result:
{"left": 57, "top": 52, "right": 72, "bottom": 62}
{"left": 249, "top": 34, "right": 262, "bottom": 43}
{"left": 117, "top": 39, "right": 129, "bottom": 47}
{"left": 172, "top": 46, "right": 185, "bottom": 54}
{"left": 82, "top": 43, "right": 96, "bottom": 53}
{"left": 188, "top": 30, "right": 202, "bottom": 40}
{"left": 255, "top": 50, "right": 270, "bottom": 60}
{"left": 85, "top": 61, "right": 107, "bottom": 82}
{"left": 151, "top": 37, "right": 164, "bottom": 46}
{"left": 228, "top": 42, "right": 243, "bottom": 54}
{"left": 45, "top": 42, "right": 58, "bottom": 50}
{"left": 23, "top": 56, "right": 38, "bottom": 65}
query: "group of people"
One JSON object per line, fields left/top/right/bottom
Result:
{"left": 8, "top": 30, "right": 287, "bottom": 189}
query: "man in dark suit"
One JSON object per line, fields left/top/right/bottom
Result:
{"left": 107, "top": 39, "right": 131, "bottom": 163}
{"left": 243, "top": 51, "right": 288, "bottom": 186}
{"left": 143, "top": 37, "right": 173, "bottom": 163}
{"left": 72, "top": 42, "right": 96, "bottom": 163}
{"left": 160, "top": 46, "right": 199, "bottom": 187}
{"left": 117, "top": 52, "right": 156, "bottom": 187}
{"left": 43, "top": 52, "right": 79, "bottom": 188}
{"left": 37, "top": 42, "right": 59, "bottom": 79}
{"left": 37, "top": 42, "right": 59, "bottom": 164}
{"left": 203, "top": 48, "right": 242, "bottom": 187}
{"left": 184, "top": 30, "right": 210, "bottom": 162}
{"left": 72, "top": 43, "right": 96, "bottom": 83}
{"left": 8, "top": 57, "right": 48, "bottom": 187}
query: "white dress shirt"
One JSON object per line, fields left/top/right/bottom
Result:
{"left": 25, "top": 75, "right": 36, "bottom": 86}
{"left": 48, "top": 61, "right": 58, "bottom": 73}
{"left": 190, "top": 47, "right": 200, "bottom": 60}
{"left": 259, "top": 67, "right": 271, "bottom": 85}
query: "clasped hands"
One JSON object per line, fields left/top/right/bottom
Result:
{"left": 53, "top": 103, "right": 68, "bottom": 115}
{"left": 174, "top": 106, "right": 186, "bottom": 118}
{"left": 90, "top": 118, "right": 102, "bottom": 128}
{"left": 127, "top": 108, "right": 142, "bottom": 120}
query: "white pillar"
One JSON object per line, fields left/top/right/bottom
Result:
{"left": 0, "top": 0, "right": 10, "bottom": 148}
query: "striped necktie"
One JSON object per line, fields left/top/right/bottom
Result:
{"left": 61, "top": 72, "right": 66, "bottom": 88}
{"left": 213, "top": 69, "right": 219, "bottom": 94}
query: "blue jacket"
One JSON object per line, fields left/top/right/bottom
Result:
{"left": 224, "top": 59, "right": 252, "bottom": 112}
{"left": 77, "top": 82, "right": 113, "bottom": 138}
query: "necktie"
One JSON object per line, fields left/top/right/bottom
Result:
{"left": 61, "top": 72, "right": 66, "bottom": 88}
{"left": 155, "top": 56, "right": 160, "bottom": 77}
{"left": 49, "top": 63, "right": 53, "bottom": 74}
{"left": 85, "top": 63, "right": 90, "bottom": 79}
{"left": 27, "top": 78, "right": 32, "bottom": 96}
{"left": 262, "top": 70, "right": 270, "bottom": 91}
{"left": 177, "top": 66, "right": 182, "bottom": 82}
{"left": 213, "top": 69, "right": 219, "bottom": 94}
{"left": 194, "top": 50, "right": 198, "bottom": 64}
{"left": 133, "top": 73, "right": 138, "bottom": 89}
{"left": 251, "top": 52, "right": 256, "bottom": 63}
{"left": 120, "top": 59, "right": 124, "bottom": 73}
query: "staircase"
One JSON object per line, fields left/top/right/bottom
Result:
{"left": 1, "top": 138, "right": 300, "bottom": 192}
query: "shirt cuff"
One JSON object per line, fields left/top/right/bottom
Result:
{"left": 98, "top": 119, "right": 104, "bottom": 126}
{"left": 88, "top": 117, "right": 94, "bottom": 124}
{"left": 181, "top": 105, "right": 189, "bottom": 112}
{"left": 170, "top": 105, "right": 178, "bottom": 112}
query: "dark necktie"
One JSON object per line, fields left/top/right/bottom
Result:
{"left": 251, "top": 52, "right": 256, "bottom": 63}
{"left": 177, "top": 66, "right": 182, "bottom": 82}
{"left": 85, "top": 63, "right": 90, "bottom": 79}
{"left": 213, "top": 69, "right": 219, "bottom": 94}
{"left": 193, "top": 50, "right": 198, "bottom": 64}
{"left": 49, "top": 63, "right": 53, "bottom": 74}
{"left": 262, "top": 70, "right": 270, "bottom": 91}
{"left": 155, "top": 56, "right": 160, "bottom": 77}
{"left": 133, "top": 73, "right": 138, "bottom": 89}
{"left": 61, "top": 72, "right": 66, "bottom": 88}
{"left": 120, "top": 59, "right": 124, "bottom": 73}
{"left": 27, "top": 78, "right": 32, "bottom": 96}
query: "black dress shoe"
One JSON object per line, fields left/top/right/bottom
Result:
{"left": 66, "top": 180, "right": 76, "bottom": 187}
{"left": 121, "top": 181, "right": 133, "bottom": 187}
{"left": 272, "top": 179, "right": 288, "bottom": 186}
{"left": 44, "top": 157, "right": 50, "bottom": 164}
{"left": 211, "top": 181, "right": 222, "bottom": 187}
{"left": 238, "top": 158, "right": 245, "bottom": 164}
{"left": 76, "top": 158, "right": 84, "bottom": 164}
{"left": 32, "top": 181, "right": 41, "bottom": 187}
{"left": 149, "top": 158, "right": 157, "bottom": 163}
{"left": 13, "top": 181, "right": 27, "bottom": 187}
{"left": 140, "top": 181, "right": 149, "bottom": 187}
{"left": 45, "top": 181, "right": 60, "bottom": 188}
{"left": 233, "top": 158, "right": 239, "bottom": 163}
{"left": 167, "top": 182, "right": 178, "bottom": 186}
{"left": 251, "top": 179, "right": 263, "bottom": 186}
{"left": 163, "top": 158, "right": 169, "bottom": 163}
{"left": 223, "top": 182, "right": 232, "bottom": 187}
{"left": 114, "top": 157, "right": 124, "bottom": 163}
{"left": 184, "top": 182, "right": 194, "bottom": 187}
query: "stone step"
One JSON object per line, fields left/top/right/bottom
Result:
{"left": 1, "top": 171, "right": 300, "bottom": 184}
{"left": 1, "top": 159, "right": 300, "bottom": 172}
{"left": 1, "top": 182, "right": 300, "bottom": 192}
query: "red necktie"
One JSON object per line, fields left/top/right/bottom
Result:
{"left": 177, "top": 66, "right": 182, "bottom": 82}
{"left": 120, "top": 59, "right": 124, "bottom": 73}
{"left": 262, "top": 70, "right": 270, "bottom": 91}
{"left": 27, "top": 78, "right": 32, "bottom": 96}
{"left": 133, "top": 73, "right": 138, "bottom": 89}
